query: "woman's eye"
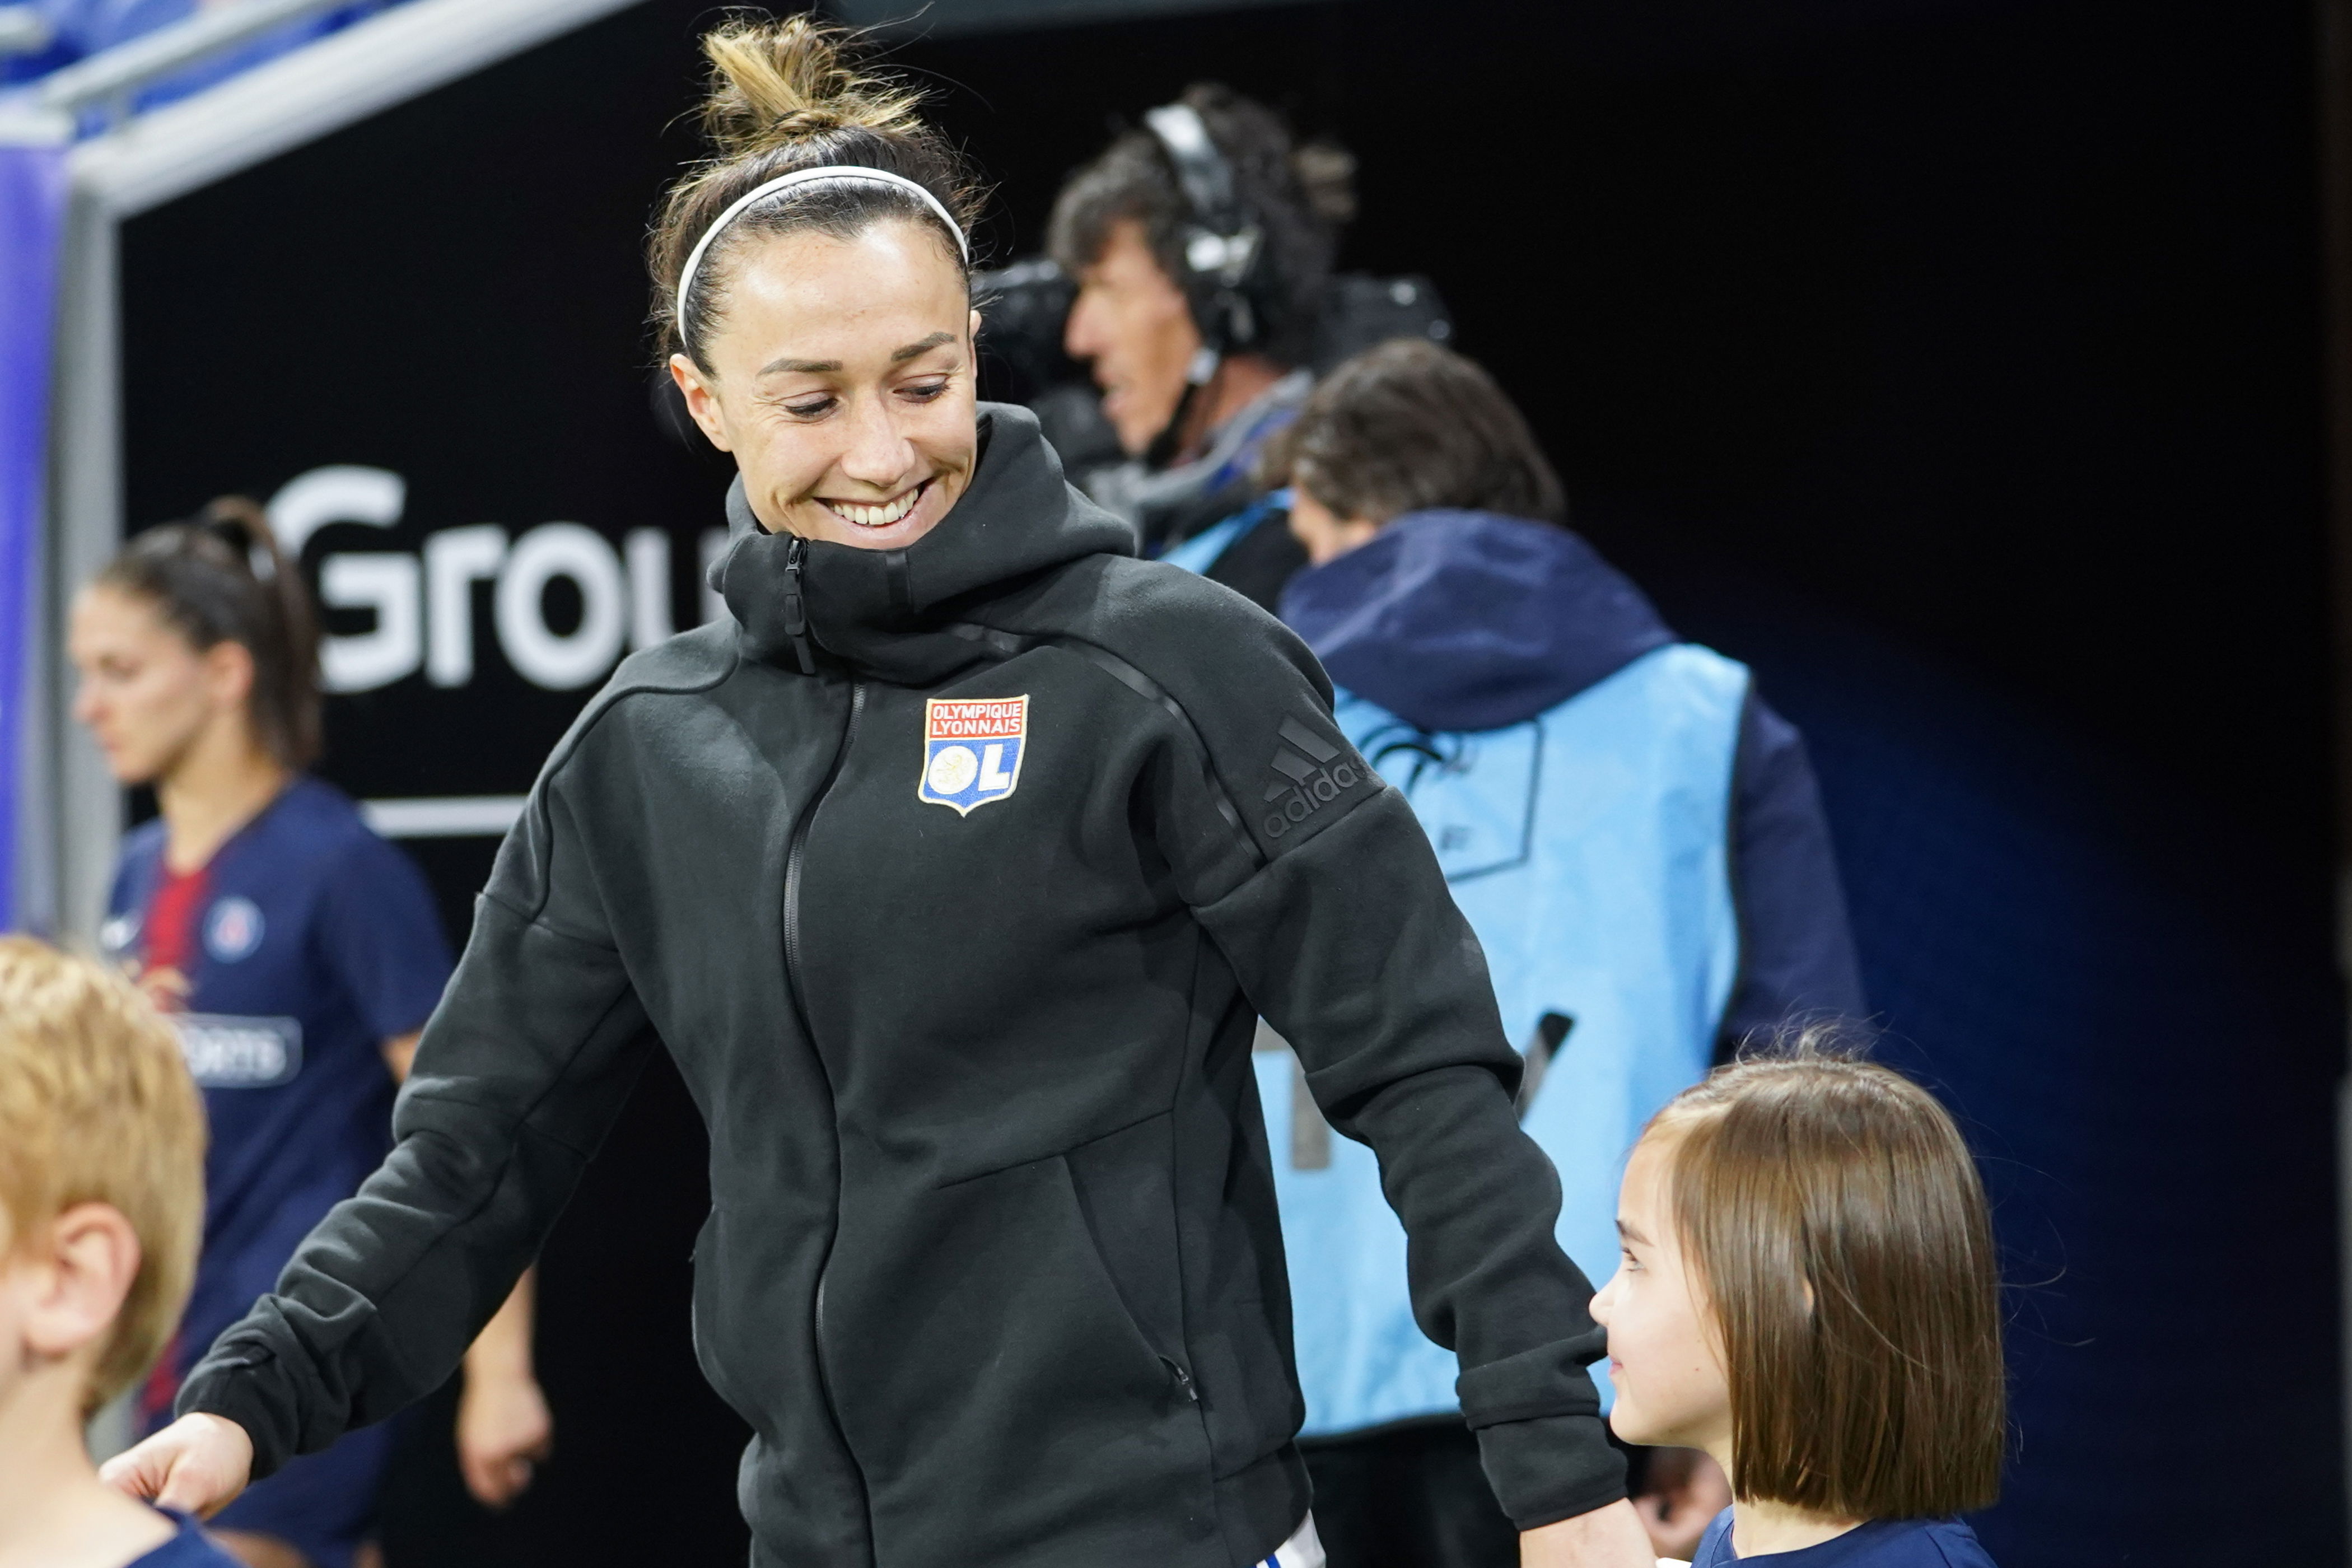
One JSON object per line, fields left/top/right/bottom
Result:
{"left": 784, "top": 397, "right": 836, "bottom": 418}
{"left": 902, "top": 379, "right": 950, "bottom": 401}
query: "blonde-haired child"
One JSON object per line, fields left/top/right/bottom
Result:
{"left": 1591, "top": 1047, "right": 2004, "bottom": 1566}
{"left": 0, "top": 936, "right": 240, "bottom": 1567}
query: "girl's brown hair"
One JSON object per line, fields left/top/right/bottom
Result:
{"left": 96, "top": 497, "right": 323, "bottom": 770}
{"left": 648, "top": 15, "right": 983, "bottom": 372}
{"left": 1649, "top": 1041, "right": 2005, "bottom": 1519}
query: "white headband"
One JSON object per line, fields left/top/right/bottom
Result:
{"left": 674, "top": 165, "right": 970, "bottom": 340}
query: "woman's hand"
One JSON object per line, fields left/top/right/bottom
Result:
{"left": 456, "top": 1264, "right": 552, "bottom": 1508}
{"left": 456, "top": 1365, "right": 554, "bottom": 1508}
{"left": 1521, "top": 1499, "right": 1658, "bottom": 1568}
{"left": 97, "top": 1412, "right": 254, "bottom": 1518}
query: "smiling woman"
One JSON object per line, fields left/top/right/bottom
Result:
{"left": 651, "top": 18, "right": 985, "bottom": 552}
{"left": 669, "top": 225, "right": 975, "bottom": 549}
{"left": 104, "top": 18, "right": 1653, "bottom": 1568}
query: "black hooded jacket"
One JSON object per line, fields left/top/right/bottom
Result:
{"left": 178, "top": 407, "right": 1624, "bottom": 1567}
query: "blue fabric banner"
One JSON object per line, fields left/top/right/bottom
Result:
{"left": 0, "top": 134, "right": 68, "bottom": 932}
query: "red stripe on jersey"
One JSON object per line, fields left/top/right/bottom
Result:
{"left": 143, "top": 862, "right": 210, "bottom": 987}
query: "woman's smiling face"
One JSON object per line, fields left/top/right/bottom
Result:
{"left": 671, "top": 218, "right": 979, "bottom": 549}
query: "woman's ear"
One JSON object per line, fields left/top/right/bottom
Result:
{"left": 200, "top": 638, "right": 256, "bottom": 716}
{"left": 670, "top": 354, "right": 734, "bottom": 453}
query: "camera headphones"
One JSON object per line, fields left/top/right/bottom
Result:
{"left": 1143, "top": 100, "right": 1268, "bottom": 368}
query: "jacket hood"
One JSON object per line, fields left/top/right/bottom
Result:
{"left": 1278, "top": 509, "right": 1677, "bottom": 733}
{"left": 711, "top": 403, "right": 1136, "bottom": 684}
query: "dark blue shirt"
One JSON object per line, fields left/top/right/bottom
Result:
{"left": 102, "top": 777, "right": 450, "bottom": 1421}
{"left": 1692, "top": 1510, "right": 1998, "bottom": 1567}
{"left": 130, "top": 1510, "right": 246, "bottom": 1567}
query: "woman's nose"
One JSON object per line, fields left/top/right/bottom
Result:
{"left": 837, "top": 398, "right": 917, "bottom": 488}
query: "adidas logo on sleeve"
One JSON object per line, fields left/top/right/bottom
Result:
{"left": 1261, "top": 717, "right": 1361, "bottom": 839}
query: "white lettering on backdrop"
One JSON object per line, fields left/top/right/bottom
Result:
{"left": 264, "top": 465, "right": 725, "bottom": 694}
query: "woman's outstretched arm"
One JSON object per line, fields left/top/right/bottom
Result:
{"left": 108, "top": 766, "right": 654, "bottom": 1513}
{"left": 1104, "top": 572, "right": 1636, "bottom": 1550}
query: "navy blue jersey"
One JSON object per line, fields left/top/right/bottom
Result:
{"left": 130, "top": 1511, "right": 247, "bottom": 1567}
{"left": 103, "top": 777, "right": 450, "bottom": 1420}
{"left": 1692, "top": 1510, "right": 1998, "bottom": 1567}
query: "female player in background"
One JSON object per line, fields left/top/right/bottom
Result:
{"left": 67, "top": 501, "right": 550, "bottom": 1568}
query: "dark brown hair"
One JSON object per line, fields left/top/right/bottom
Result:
{"left": 1046, "top": 83, "right": 1351, "bottom": 368}
{"left": 1649, "top": 1040, "right": 2005, "bottom": 1520}
{"left": 648, "top": 15, "right": 983, "bottom": 372}
{"left": 1260, "top": 338, "right": 1566, "bottom": 525}
{"left": 95, "top": 498, "right": 322, "bottom": 769}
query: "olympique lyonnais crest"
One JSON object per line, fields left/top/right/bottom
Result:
{"left": 918, "top": 694, "right": 1029, "bottom": 815}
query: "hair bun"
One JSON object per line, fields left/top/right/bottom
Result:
{"left": 196, "top": 496, "right": 274, "bottom": 577}
{"left": 699, "top": 16, "right": 923, "bottom": 158}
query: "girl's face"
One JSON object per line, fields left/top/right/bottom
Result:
{"left": 671, "top": 219, "right": 980, "bottom": 551}
{"left": 67, "top": 587, "right": 249, "bottom": 787}
{"left": 1588, "top": 1131, "right": 1734, "bottom": 1454}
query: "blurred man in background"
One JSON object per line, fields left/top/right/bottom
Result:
{"left": 1046, "top": 82, "right": 1352, "bottom": 610}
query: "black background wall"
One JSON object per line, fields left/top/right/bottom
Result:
{"left": 117, "top": 0, "right": 2342, "bottom": 1562}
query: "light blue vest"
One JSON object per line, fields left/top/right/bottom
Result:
{"left": 1258, "top": 644, "right": 1748, "bottom": 1435}
{"left": 1158, "top": 510, "right": 1254, "bottom": 573}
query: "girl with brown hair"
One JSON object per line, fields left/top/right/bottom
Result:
{"left": 105, "top": 17, "right": 1654, "bottom": 1568}
{"left": 1590, "top": 1044, "right": 2006, "bottom": 1566}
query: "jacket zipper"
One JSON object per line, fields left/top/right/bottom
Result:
{"left": 781, "top": 535, "right": 819, "bottom": 675}
{"left": 785, "top": 679, "right": 862, "bottom": 1011}
{"left": 783, "top": 671, "right": 871, "bottom": 1540}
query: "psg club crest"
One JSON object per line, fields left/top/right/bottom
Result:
{"left": 203, "top": 897, "right": 265, "bottom": 963}
{"left": 919, "top": 695, "right": 1028, "bottom": 816}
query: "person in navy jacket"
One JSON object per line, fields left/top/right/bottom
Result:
{"left": 1245, "top": 340, "right": 1865, "bottom": 1568}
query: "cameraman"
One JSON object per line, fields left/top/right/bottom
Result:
{"left": 1048, "top": 84, "right": 1348, "bottom": 610}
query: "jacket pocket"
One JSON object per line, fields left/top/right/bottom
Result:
{"left": 1060, "top": 1113, "right": 1295, "bottom": 1480}
{"left": 823, "top": 1117, "right": 1218, "bottom": 1555}
{"left": 1058, "top": 1113, "right": 1187, "bottom": 1371}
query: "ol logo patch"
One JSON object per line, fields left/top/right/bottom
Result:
{"left": 920, "top": 694, "right": 1028, "bottom": 816}
{"left": 204, "top": 896, "right": 265, "bottom": 963}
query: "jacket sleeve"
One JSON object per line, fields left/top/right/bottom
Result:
{"left": 1137, "top": 591, "right": 1626, "bottom": 1529}
{"left": 1718, "top": 692, "right": 1866, "bottom": 1056}
{"left": 176, "top": 759, "right": 659, "bottom": 1479}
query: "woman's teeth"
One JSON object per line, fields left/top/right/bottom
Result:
{"left": 823, "top": 485, "right": 924, "bottom": 529}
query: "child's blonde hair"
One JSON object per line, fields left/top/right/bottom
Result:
{"left": 1645, "top": 1035, "right": 2004, "bottom": 1519}
{"left": 0, "top": 937, "right": 206, "bottom": 1412}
